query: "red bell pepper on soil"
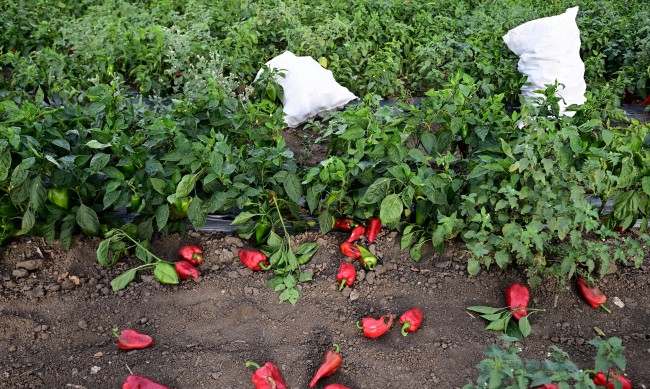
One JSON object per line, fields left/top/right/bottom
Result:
{"left": 309, "top": 343, "right": 343, "bottom": 387}
{"left": 356, "top": 245, "right": 377, "bottom": 270}
{"left": 364, "top": 217, "right": 381, "bottom": 243}
{"left": 346, "top": 225, "right": 365, "bottom": 243}
{"left": 356, "top": 314, "right": 393, "bottom": 339}
{"left": 592, "top": 370, "right": 632, "bottom": 389}
{"left": 336, "top": 262, "right": 356, "bottom": 291}
{"left": 324, "top": 385, "right": 352, "bottom": 389}
{"left": 334, "top": 218, "right": 355, "bottom": 231}
{"left": 178, "top": 245, "right": 203, "bottom": 266}
{"left": 122, "top": 374, "right": 169, "bottom": 389}
{"left": 399, "top": 307, "right": 423, "bottom": 336}
{"left": 245, "top": 361, "right": 287, "bottom": 389}
{"left": 505, "top": 283, "right": 529, "bottom": 320}
{"left": 116, "top": 329, "right": 154, "bottom": 350}
{"left": 174, "top": 260, "right": 199, "bottom": 280}
{"left": 238, "top": 249, "right": 269, "bottom": 271}
{"left": 577, "top": 278, "right": 611, "bottom": 313}
{"left": 340, "top": 242, "right": 361, "bottom": 259}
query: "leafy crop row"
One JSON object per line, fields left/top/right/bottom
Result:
{"left": 1, "top": 0, "right": 648, "bottom": 293}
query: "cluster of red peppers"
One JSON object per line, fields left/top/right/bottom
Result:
{"left": 175, "top": 245, "right": 203, "bottom": 280}
{"left": 335, "top": 217, "right": 381, "bottom": 292}
{"left": 537, "top": 370, "right": 632, "bottom": 389}
{"left": 356, "top": 307, "right": 423, "bottom": 339}
{"left": 247, "top": 345, "right": 351, "bottom": 389}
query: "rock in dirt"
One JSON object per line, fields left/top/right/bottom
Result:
{"left": 16, "top": 260, "right": 44, "bottom": 271}
{"left": 12, "top": 269, "right": 29, "bottom": 278}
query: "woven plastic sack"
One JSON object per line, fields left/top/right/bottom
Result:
{"left": 256, "top": 51, "right": 357, "bottom": 127}
{"left": 503, "top": 7, "right": 586, "bottom": 116}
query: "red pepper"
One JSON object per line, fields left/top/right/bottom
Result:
{"left": 116, "top": 329, "right": 154, "bottom": 350}
{"left": 122, "top": 374, "right": 169, "bottom": 389}
{"left": 340, "top": 242, "right": 361, "bottom": 259}
{"left": 334, "top": 218, "right": 355, "bottom": 231}
{"left": 336, "top": 262, "right": 356, "bottom": 292}
{"left": 505, "top": 283, "right": 529, "bottom": 320}
{"left": 309, "top": 343, "right": 343, "bottom": 387}
{"left": 399, "top": 307, "right": 423, "bottom": 336}
{"left": 577, "top": 278, "right": 611, "bottom": 313}
{"left": 364, "top": 218, "right": 381, "bottom": 243}
{"left": 642, "top": 94, "right": 650, "bottom": 106}
{"left": 346, "top": 225, "right": 365, "bottom": 243}
{"left": 174, "top": 261, "right": 199, "bottom": 280}
{"left": 238, "top": 249, "right": 269, "bottom": 271}
{"left": 536, "top": 385, "right": 559, "bottom": 389}
{"left": 593, "top": 371, "right": 632, "bottom": 389}
{"left": 356, "top": 245, "right": 378, "bottom": 270}
{"left": 245, "top": 361, "right": 287, "bottom": 389}
{"left": 324, "top": 385, "right": 351, "bottom": 389}
{"left": 178, "top": 245, "right": 203, "bottom": 266}
{"left": 356, "top": 314, "right": 393, "bottom": 339}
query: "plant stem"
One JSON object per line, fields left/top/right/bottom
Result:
{"left": 114, "top": 229, "right": 166, "bottom": 263}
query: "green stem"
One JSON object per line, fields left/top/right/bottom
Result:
{"left": 332, "top": 343, "right": 340, "bottom": 354}
{"left": 273, "top": 199, "right": 291, "bottom": 250}
{"left": 401, "top": 322, "right": 411, "bottom": 337}
{"left": 114, "top": 229, "right": 165, "bottom": 263}
{"left": 338, "top": 279, "right": 347, "bottom": 292}
{"left": 245, "top": 361, "right": 261, "bottom": 369}
{"left": 599, "top": 304, "right": 612, "bottom": 314}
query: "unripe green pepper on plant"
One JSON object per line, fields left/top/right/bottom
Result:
{"left": 47, "top": 188, "right": 70, "bottom": 210}
{"left": 169, "top": 197, "right": 192, "bottom": 219}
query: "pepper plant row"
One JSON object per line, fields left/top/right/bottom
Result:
{"left": 1, "top": 0, "right": 649, "bottom": 293}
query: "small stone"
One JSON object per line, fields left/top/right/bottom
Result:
{"left": 366, "top": 272, "right": 376, "bottom": 285}
{"left": 224, "top": 236, "right": 243, "bottom": 247}
{"left": 15, "top": 260, "right": 44, "bottom": 271}
{"left": 12, "top": 269, "right": 29, "bottom": 278}
{"left": 349, "top": 289, "right": 360, "bottom": 301}
{"left": 90, "top": 366, "right": 101, "bottom": 375}
{"left": 78, "top": 320, "right": 88, "bottom": 330}
{"left": 356, "top": 270, "right": 366, "bottom": 282}
{"left": 612, "top": 296, "right": 625, "bottom": 308}
{"left": 138, "top": 317, "right": 148, "bottom": 325}
{"left": 101, "top": 287, "right": 110, "bottom": 295}
{"left": 8, "top": 345, "right": 17, "bottom": 352}
{"left": 435, "top": 261, "right": 451, "bottom": 268}
{"left": 61, "top": 280, "right": 75, "bottom": 290}
{"left": 46, "top": 284, "right": 60, "bottom": 292}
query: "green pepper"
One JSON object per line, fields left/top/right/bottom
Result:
{"left": 47, "top": 188, "right": 70, "bottom": 210}
{"left": 255, "top": 221, "right": 271, "bottom": 244}
{"left": 415, "top": 198, "right": 428, "bottom": 226}
{"left": 129, "top": 193, "right": 141, "bottom": 211}
{"left": 170, "top": 196, "right": 192, "bottom": 219}
{"left": 460, "top": 124, "right": 470, "bottom": 140}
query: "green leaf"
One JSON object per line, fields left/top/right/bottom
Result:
{"left": 295, "top": 242, "right": 319, "bottom": 256}
{"left": 318, "top": 209, "right": 334, "bottom": 234}
{"left": 110, "top": 269, "right": 137, "bottom": 291}
{"left": 0, "top": 143, "right": 10, "bottom": 181}
{"left": 380, "top": 194, "right": 403, "bottom": 224}
{"left": 153, "top": 262, "right": 179, "bottom": 285}
{"left": 86, "top": 140, "right": 112, "bottom": 149}
{"left": 467, "top": 258, "right": 481, "bottom": 275}
{"left": 467, "top": 306, "right": 503, "bottom": 315}
{"left": 10, "top": 157, "right": 35, "bottom": 187}
{"left": 155, "top": 204, "right": 170, "bottom": 231}
{"left": 97, "top": 239, "right": 111, "bottom": 267}
{"left": 485, "top": 318, "right": 507, "bottom": 332}
{"left": 21, "top": 208, "right": 35, "bottom": 232}
{"left": 267, "top": 231, "right": 284, "bottom": 248}
{"left": 361, "top": 177, "right": 391, "bottom": 205}
{"left": 518, "top": 316, "right": 532, "bottom": 337}
{"left": 231, "top": 211, "right": 257, "bottom": 225}
{"left": 283, "top": 172, "right": 303, "bottom": 205}
{"left": 76, "top": 204, "right": 100, "bottom": 236}
{"left": 279, "top": 287, "right": 300, "bottom": 305}
{"left": 150, "top": 177, "right": 170, "bottom": 195}
{"left": 495, "top": 250, "right": 510, "bottom": 268}
{"left": 187, "top": 196, "right": 207, "bottom": 229}
{"left": 174, "top": 173, "right": 199, "bottom": 199}
{"left": 420, "top": 132, "right": 436, "bottom": 155}
{"left": 298, "top": 272, "right": 313, "bottom": 282}
{"left": 410, "top": 240, "right": 424, "bottom": 262}
{"left": 89, "top": 153, "right": 110, "bottom": 173}
{"left": 481, "top": 313, "right": 504, "bottom": 321}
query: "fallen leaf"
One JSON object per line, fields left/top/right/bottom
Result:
{"left": 69, "top": 275, "right": 81, "bottom": 285}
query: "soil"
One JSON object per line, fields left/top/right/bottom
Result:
{"left": 0, "top": 229, "right": 649, "bottom": 389}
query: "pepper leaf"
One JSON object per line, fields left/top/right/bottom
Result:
{"left": 111, "top": 268, "right": 137, "bottom": 292}
{"left": 518, "top": 316, "right": 532, "bottom": 337}
{"left": 467, "top": 306, "right": 503, "bottom": 315}
{"left": 153, "top": 262, "right": 179, "bottom": 285}
{"left": 380, "top": 193, "right": 403, "bottom": 224}
{"left": 485, "top": 317, "right": 507, "bottom": 331}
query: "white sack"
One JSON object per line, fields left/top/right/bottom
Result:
{"left": 256, "top": 51, "right": 357, "bottom": 127}
{"left": 502, "top": 7, "right": 586, "bottom": 116}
